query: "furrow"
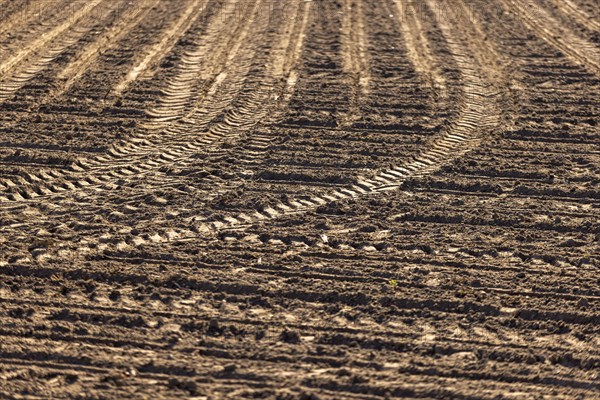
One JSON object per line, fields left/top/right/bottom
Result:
{"left": 111, "top": 0, "right": 208, "bottom": 97}
{"left": 504, "top": 0, "right": 600, "bottom": 76}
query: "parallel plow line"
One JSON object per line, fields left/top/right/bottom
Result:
{"left": 388, "top": 0, "right": 447, "bottom": 93}
{"left": 0, "top": 326, "right": 594, "bottom": 398}
{"left": 504, "top": 0, "right": 600, "bottom": 77}
{"left": 1, "top": 295, "right": 597, "bottom": 361}
{"left": 0, "top": 0, "right": 72, "bottom": 46}
{"left": 111, "top": 0, "right": 210, "bottom": 97}
{"left": 550, "top": 0, "right": 600, "bottom": 33}
{"left": 341, "top": 0, "right": 370, "bottom": 126}
{"left": 0, "top": 0, "right": 107, "bottom": 100}
{"left": 53, "top": 0, "right": 161, "bottom": 98}
{"left": 0, "top": 0, "right": 158, "bottom": 130}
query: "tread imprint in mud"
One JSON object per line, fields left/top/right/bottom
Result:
{"left": 0, "top": 0, "right": 599, "bottom": 398}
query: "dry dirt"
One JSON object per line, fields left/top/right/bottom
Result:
{"left": 0, "top": 0, "right": 599, "bottom": 399}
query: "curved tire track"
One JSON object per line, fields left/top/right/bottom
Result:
{"left": 0, "top": 0, "right": 309, "bottom": 206}
{"left": 195, "top": 0, "right": 505, "bottom": 232}
{"left": 38, "top": 0, "right": 314, "bottom": 255}
{"left": 0, "top": 0, "right": 259, "bottom": 202}
{"left": 72, "top": 0, "right": 505, "bottom": 251}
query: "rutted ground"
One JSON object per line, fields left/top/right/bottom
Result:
{"left": 0, "top": 0, "right": 598, "bottom": 399}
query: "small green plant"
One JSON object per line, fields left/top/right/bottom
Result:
{"left": 389, "top": 279, "right": 398, "bottom": 288}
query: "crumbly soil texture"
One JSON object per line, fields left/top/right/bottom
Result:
{"left": 0, "top": 0, "right": 599, "bottom": 399}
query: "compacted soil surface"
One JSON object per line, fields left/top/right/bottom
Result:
{"left": 0, "top": 0, "right": 599, "bottom": 398}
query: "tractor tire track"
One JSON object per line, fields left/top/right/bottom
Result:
{"left": 0, "top": 0, "right": 256, "bottom": 202}
{"left": 63, "top": 0, "right": 507, "bottom": 253}
{"left": 34, "top": 0, "right": 315, "bottom": 254}
{"left": 193, "top": 0, "right": 505, "bottom": 233}
{"left": 1, "top": 1, "right": 599, "bottom": 398}
{"left": 80, "top": 0, "right": 267, "bottom": 172}
{"left": 154, "top": 0, "right": 314, "bottom": 180}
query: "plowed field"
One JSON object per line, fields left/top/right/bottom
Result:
{"left": 0, "top": 0, "right": 599, "bottom": 398}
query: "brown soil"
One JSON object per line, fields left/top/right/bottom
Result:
{"left": 0, "top": 0, "right": 599, "bottom": 398}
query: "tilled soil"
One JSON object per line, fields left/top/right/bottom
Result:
{"left": 0, "top": 0, "right": 599, "bottom": 399}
